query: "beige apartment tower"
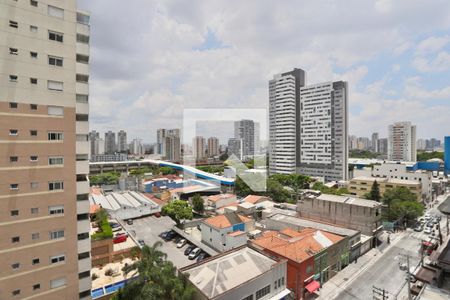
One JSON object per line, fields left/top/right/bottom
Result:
{"left": 0, "top": 1, "right": 91, "bottom": 299}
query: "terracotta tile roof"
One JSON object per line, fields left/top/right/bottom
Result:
{"left": 251, "top": 227, "right": 344, "bottom": 263}
{"left": 208, "top": 194, "right": 236, "bottom": 202}
{"left": 204, "top": 213, "right": 252, "bottom": 229}
{"left": 89, "top": 204, "right": 101, "bottom": 214}
{"left": 243, "top": 195, "right": 265, "bottom": 204}
{"left": 169, "top": 185, "right": 203, "bottom": 194}
{"left": 142, "top": 193, "right": 167, "bottom": 206}
{"left": 90, "top": 187, "right": 103, "bottom": 195}
{"left": 228, "top": 231, "right": 245, "bottom": 237}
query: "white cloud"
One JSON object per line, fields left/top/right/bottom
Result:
{"left": 416, "top": 35, "right": 450, "bottom": 55}
{"left": 412, "top": 51, "right": 450, "bottom": 72}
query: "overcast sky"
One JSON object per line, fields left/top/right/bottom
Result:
{"left": 78, "top": 0, "right": 450, "bottom": 144}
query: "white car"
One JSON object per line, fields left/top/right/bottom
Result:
{"left": 188, "top": 248, "right": 201, "bottom": 260}
{"left": 176, "top": 239, "right": 187, "bottom": 248}
{"left": 424, "top": 227, "right": 432, "bottom": 234}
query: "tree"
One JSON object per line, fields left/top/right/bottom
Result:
{"left": 192, "top": 194, "right": 204, "bottom": 213}
{"left": 266, "top": 178, "right": 291, "bottom": 203}
{"left": 390, "top": 201, "right": 424, "bottom": 224}
{"left": 115, "top": 242, "right": 195, "bottom": 300}
{"left": 89, "top": 172, "right": 121, "bottom": 186}
{"left": 161, "top": 200, "right": 193, "bottom": 226}
{"left": 382, "top": 187, "right": 422, "bottom": 222}
{"left": 368, "top": 180, "right": 381, "bottom": 202}
{"left": 417, "top": 151, "right": 444, "bottom": 162}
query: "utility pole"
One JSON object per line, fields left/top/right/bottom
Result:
{"left": 399, "top": 253, "right": 412, "bottom": 300}
{"left": 373, "top": 285, "right": 388, "bottom": 300}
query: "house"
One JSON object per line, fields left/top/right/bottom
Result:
{"left": 206, "top": 194, "right": 237, "bottom": 209}
{"left": 250, "top": 228, "right": 347, "bottom": 300}
{"left": 243, "top": 195, "right": 270, "bottom": 205}
{"left": 200, "top": 213, "right": 254, "bottom": 252}
{"left": 179, "top": 246, "right": 291, "bottom": 300}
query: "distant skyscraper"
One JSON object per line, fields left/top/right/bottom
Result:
{"left": 378, "top": 138, "right": 388, "bottom": 155}
{"left": 105, "top": 131, "right": 116, "bottom": 154}
{"left": 164, "top": 135, "right": 181, "bottom": 162}
{"left": 298, "top": 81, "right": 349, "bottom": 181}
{"left": 372, "top": 133, "right": 379, "bottom": 152}
{"left": 193, "top": 136, "right": 206, "bottom": 160}
{"left": 234, "top": 120, "right": 259, "bottom": 158}
{"left": 269, "top": 68, "right": 306, "bottom": 174}
{"left": 117, "top": 130, "right": 127, "bottom": 152}
{"left": 207, "top": 137, "right": 219, "bottom": 157}
{"left": 228, "top": 138, "right": 243, "bottom": 160}
{"left": 356, "top": 137, "right": 371, "bottom": 150}
{"left": 129, "top": 138, "right": 144, "bottom": 155}
{"left": 388, "top": 122, "right": 417, "bottom": 162}
{"left": 157, "top": 129, "right": 166, "bottom": 155}
{"left": 89, "top": 130, "right": 100, "bottom": 155}
{"left": 417, "top": 139, "right": 426, "bottom": 151}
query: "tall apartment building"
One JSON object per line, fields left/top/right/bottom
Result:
{"left": 299, "top": 81, "right": 349, "bottom": 181}
{"left": 164, "top": 134, "right": 181, "bottom": 162}
{"left": 269, "top": 68, "right": 306, "bottom": 174}
{"left": 156, "top": 128, "right": 166, "bottom": 155}
{"left": 89, "top": 130, "right": 100, "bottom": 155}
{"left": 207, "top": 137, "right": 219, "bottom": 157}
{"left": 104, "top": 130, "right": 116, "bottom": 154}
{"left": 371, "top": 132, "right": 379, "bottom": 152}
{"left": 388, "top": 122, "right": 417, "bottom": 162}
{"left": 234, "top": 119, "right": 259, "bottom": 158}
{"left": 117, "top": 130, "right": 127, "bottom": 153}
{"left": 129, "top": 138, "right": 144, "bottom": 156}
{"left": 378, "top": 138, "right": 388, "bottom": 155}
{"left": 193, "top": 136, "right": 206, "bottom": 160}
{"left": 0, "top": 2, "right": 91, "bottom": 299}
{"left": 228, "top": 138, "right": 243, "bottom": 160}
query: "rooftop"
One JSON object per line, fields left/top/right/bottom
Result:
{"left": 316, "top": 194, "right": 381, "bottom": 208}
{"left": 243, "top": 195, "right": 267, "bottom": 204}
{"left": 204, "top": 213, "right": 252, "bottom": 229}
{"left": 351, "top": 176, "right": 420, "bottom": 186}
{"left": 208, "top": 193, "right": 236, "bottom": 202}
{"left": 180, "top": 246, "right": 280, "bottom": 299}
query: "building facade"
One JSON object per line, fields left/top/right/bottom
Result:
{"left": 117, "top": 130, "right": 127, "bottom": 153}
{"left": 0, "top": 2, "right": 91, "bottom": 299}
{"left": 89, "top": 130, "right": 100, "bottom": 156}
{"left": 388, "top": 121, "right": 417, "bottom": 162}
{"left": 234, "top": 119, "right": 259, "bottom": 159}
{"left": 193, "top": 136, "right": 206, "bottom": 160}
{"left": 269, "top": 68, "right": 306, "bottom": 175}
{"left": 104, "top": 130, "right": 116, "bottom": 154}
{"left": 129, "top": 138, "right": 143, "bottom": 156}
{"left": 372, "top": 133, "right": 379, "bottom": 152}
{"left": 298, "top": 81, "right": 349, "bottom": 181}
{"left": 378, "top": 138, "right": 388, "bottom": 156}
{"left": 349, "top": 176, "right": 422, "bottom": 201}
{"left": 227, "top": 138, "right": 242, "bottom": 160}
{"left": 207, "top": 137, "right": 219, "bottom": 157}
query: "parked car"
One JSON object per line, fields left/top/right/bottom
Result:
{"left": 138, "top": 239, "right": 145, "bottom": 247}
{"left": 127, "top": 219, "right": 133, "bottom": 225}
{"left": 159, "top": 231, "right": 169, "bottom": 239}
{"left": 163, "top": 231, "right": 177, "bottom": 241}
{"left": 196, "top": 252, "right": 208, "bottom": 262}
{"left": 109, "top": 222, "right": 120, "bottom": 228}
{"left": 424, "top": 227, "right": 432, "bottom": 234}
{"left": 413, "top": 225, "right": 423, "bottom": 232}
{"left": 113, "top": 235, "right": 127, "bottom": 244}
{"left": 188, "top": 248, "right": 202, "bottom": 260}
{"left": 184, "top": 245, "right": 196, "bottom": 256}
{"left": 154, "top": 212, "right": 161, "bottom": 218}
{"left": 177, "top": 239, "right": 187, "bottom": 248}
{"left": 112, "top": 226, "right": 122, "bottom": 232}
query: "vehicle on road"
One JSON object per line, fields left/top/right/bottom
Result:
{"left": 177, "top": 239, "right": 187, "bottom": 248}
{"left": 138, "top": 239, "right": 145, "bottom": 247}
{"left": 196, "top": 252, "right": 209, "bottom": 262}
{"left": 184, "top": 245, "right": 196, "bottom": 255}
{"left": 112, "top": 226, "right": 122, "bottom": 232}
{"left": 109, "top": 222, "right": 120, "bottom": 228}
{"left": 413, "top": 225, "right": 423, "bottom": 232}
{"left": 114, "top": 232, "right": 128, "bottom": 237}
{"left": 188, "top": 247, "right": 201, "bottom": 260}
{"left": 424, "top": 227, "right": 432, "bottom": 234}
{"left": 113, "top": 235, "right": 127, "bottom": 244}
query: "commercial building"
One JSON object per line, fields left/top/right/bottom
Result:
{"left": 234, "top": 119, "right": 259, "bottom": 159}
{"left": 298, "top": 193, "right": 382, "bottom": 236}
{"left": 372, "top": 162, "right": 432, "bottom": 201}
{"left": 349, "top": 176, "right": 422, "bottom": 201}
{"left": 445, "top": 136, "right": 450, "bottom": 176}
{"left": 0, "top": 2, "right": 91, "bottom": 299}
{"left": 193, "top": 136, "right": 206, "bottom": 160}
{"left": 298, "top": 81, "right": 349, "bottom": 181}
{"left": 104, "top": 130, "right": 116, "bottom": 154}
{"left": 388, "top": 121, "right": 417, "bottom": 162}
{"left": 207, "top": 137, "right": 219, "bottom": 157}
{"left": 269, "top": 68, "right": 306, "bottom": 175}
{"left": 227, "top": 138, "right": 242, "bottom": 160}
{"left": 200, "top": 213, "right": 254, "bottom": 252}
{"left": 180, "top": 246, "right": 290, "bottom": 300}
{"left": 251, "top": 228, "right": 348, "bottom": 299}
{"left": 117, "top": 130, "right": 127, "bottom": 153}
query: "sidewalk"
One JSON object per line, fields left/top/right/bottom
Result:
{"left": 318, "top": 231, "right": 404, "bottom": 300}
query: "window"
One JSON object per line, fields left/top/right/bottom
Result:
{"left": 47, "top": 80, "right": 63, "bottom": 91}
{"left": 50, "top": 278, "right": 66, "bottom": 289}
{"left": 79, "top": 271, "right": 90, "bottom": 279}
{"left": 30, "top": 130, "right": 37, "bottom": 136}
{"left": 76, "top": 74, "right": 89, "bottom": 83}
{"left": 78, "top": 232, "right": 89, "bottom": 240}
{"left": 9, "top": 102, "right": 18, "bottom": 108}
{"left": 76, "top": 54, "right": 89, "bottom": 64}
{"left": 10, "top": 156, "right": 18, "bottom": 162}
{"left": 12, "top": 236, "right": 20, "bottom": 243}
{"left": 77, "top": 193, "right": 89, "bottom": 201}
{"left": 76, "top": 114, "right": 88, "bottom": 121}
{"left": 77, "top": 13, "right": 90, "bottom": 25}
{"left": 242, "top": 295, "right": 253, "bottom": 300}
{"left": 50, "top": 230, "right": 64, "bottom": 239}
{"left": 30, "top": 78, "right": 38, "bottom": 84}
{"left": 49, "top": 157, "right": 64, "bottom": 165}
{"left": 78, "top": 252, "right": 90, "bottom": 260}
{"left": 12, "top": 263, "right": 20, "bottom": 269}
{"left": 32, "top": 232, "right": 39, "bottom": 240}
{"left": 33, "top": 284, "right": 40, "bottom": 290}
{"left": 48, "top": 106, "right": 64, "bottom": 116}
{"left": 48, "top": 5, "right": 64, "bottom": 18}
{"left": 9, "top": 20, "right": 18, "bottom": 28}
{"left": 79, "top": 291, "right": 91, "bottom": 298}
{"left": 30, "top": 0, "right": 38, "bottom": 7}
{"left": 48, "top": 30, "right": 63, "bottom": 42}
{"left": 12, "top": 290, "right": 20, "bottom": 296}
{"left": 10, "top": 184, "right": 19, "bottom": 190}
{"left": 77, "top": 213, "right": 88, "bottom": 220}
{"left": 31, "top": 182, "right": 39, "bottom": 189}
{"left": 49, "top": 205, "right": 64, "bottom": 215}
{"left": 10, "top": 129, "right": 18, "bottom": 135}
{"left": 48, "top": 55, "right": 63, "bottom": 67}
{"left": 76, "top": 34, "right": 90, "bottom": 44}
{"left": 30, "top": 104, "right": 38, "bottom": 110}
{"left": 11, "top": 210, "right": 19, "bottom": 216}
{"left": 48, "top": 132, "right": 63, "bottom": 140}
{"left": 256, "top": 285, "right": 270, "bottom": 300}
{"left": 32, "top": 258, "right": 40, "bottom": 265}
{"left": 31, "top": 207, "right": 39, "bottom": 214}
{"left": 76, "top": 134, "right": 88, "bottom": 142}
{"left": 50, "top": 254, "right": 65, "bottom": 264}
{"left": 30, "top": 51, "right": 38, "bottom": 58}
{"left": 49, "top": 181, "right": 64, "bottom": 190}
{"left": 30, "top": 25, "right": 38, "bottom": 32}
{"left": 30, "top": 156, "right": 38, "bottom": 162}
{"left": 9, "top": 47, "right": 18, "bottom": 55}
{"left": 10, "top": 75, "right": 18, "bottom": 82}
{"left": 76, "top": 94, "right": 88, "bottom": 103}
{"left": 76, "top": 154, "right": 89, "bottom": 161}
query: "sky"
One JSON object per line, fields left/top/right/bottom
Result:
{"left": 78, "top": 0, "right": 450, "bottom": 144}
